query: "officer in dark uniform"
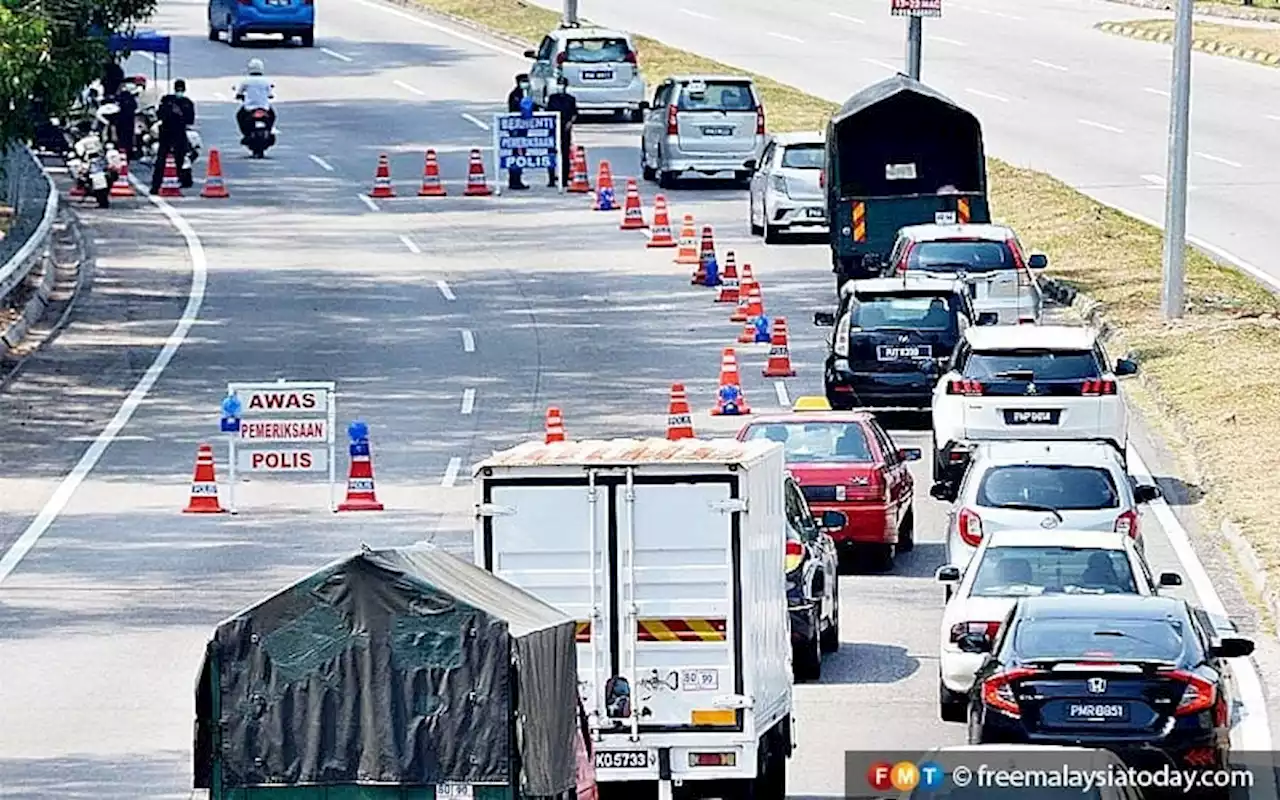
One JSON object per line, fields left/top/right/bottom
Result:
{"left": 505, "top": 73, "right": 532, "bottom": 190}
{"left": 544, "top": 75, "right": 578, "bottom": 187}
{"left": 150, "top": 78, "right": 196, "bottom": 193}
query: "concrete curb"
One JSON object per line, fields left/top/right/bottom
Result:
{"left": 1095, "top": 20, "right": 1280, "bottom": 66}
{"left": 393, "top": 0, "right": 541, "bottom": 49}
{"left": 1104, "top": 0, "right": 1280, "bottom": 24}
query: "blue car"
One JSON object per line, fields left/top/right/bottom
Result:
{"left": 208, "top": 0, "right": 314, "bottom": 47}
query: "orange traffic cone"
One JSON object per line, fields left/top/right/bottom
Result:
{"left": 716, "top": 251, "right": 740, "bottom": 303}
{"left": 567, "top": 146, "right": 591, "bottom": 193}
{"left": 738, "top": 283, "right": 767, "bottom": 343}
{"left": 158, "top": 154, "right": 182, "bottom": 197}
{"left": 183, "top": 443, "right": 225, "bottom": 513}
{"left": 465, "top": 148, "right": 492, "bottom": 196}
{"left": 200, "top": 148, "right": 230, "bottom": 198}
{"left": 666, "top": 383, "right": 695, "bottom": 440}
{"left": 418, "top": 149, "right": 447, "bottom": 196}
{"left": 69, "top": 182, "right": 85, "bottom": 199}
{"left": 545, "top": 406, "right": 566, "bottom": 443}
{"left": 731, "top": 264, "right": 756, "bottom": 322}
{"left": 762, "top": 317, "right": 797, "bottom": 377}
{"left": 371, "top": 153, "right": 395, "bottom": 198}
{"left": 110, "top": 159, "right": 136, "bottom": 198}
{"left": 692, "top": 225, "right": 721, "bottom": 286}
{"left": 710, "top": 348, "right": 752, "bottom": 416}
{"left": 592, "top": 161, "right": 617, "bottom": 210}
{"left": 647, "top": 194, "right": 677, "bottom": 248}
{"left": 674, "top": 215, "right": 699, "bottom": 264}
{"left": 619, "top": 177, "right": 648, "bottom": 229}
{"left": 337, "top": 433, "right": 384, "bottom": 512}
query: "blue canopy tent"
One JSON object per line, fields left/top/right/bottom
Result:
{"left": 106, "top": 30, "right": 172, "bottom": 91}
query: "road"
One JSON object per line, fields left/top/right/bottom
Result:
{"left": 0, "top": 0, "right": 1277, "bottom": 796}
{"left": 528, "top": 0, "right": 1280, "bottom": 290}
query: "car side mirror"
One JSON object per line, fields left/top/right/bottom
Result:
{"left": 898, "top": 448, "right": 922, "bottom": 462}
{"left": 523, "top": 49, "right": 537, "bottom": 59}
{"left": 820, "top": 510, "right": 846, "bottom": 530}
{"left": 930, "top": 482, "right": 957, "bottom": 502}
{"left": 976, "top": 312, "right": 999, "bottom": 326}
{"left": 957, "top": 633, "right": 992, "bottom": 654}
{"left": 1027, "top": 252, "right": 1049, "bottom": 269}
{"left": 813, "top": 311, "right": 835, "bottom": 327}
{"left": 1211, "top": 636, "right": 1255, "bottom": 659}
{"left": 1134, "top": 484, "right": 1162, "bottom": 503}
{"left": 1158, "top": 572, "right": 1183, "bottom": 587}
{"left": 1114, "top": 358, "right": 1139, "bottom": 376}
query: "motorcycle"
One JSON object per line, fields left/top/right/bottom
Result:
{"left": 242, "top": 107, "right": 277, "bottom": 158}
{"left": 65, "top": 106, "right": 123, "bottom": 207}
{"left": 145, "top": 119, "right": 202, "bottom": 171}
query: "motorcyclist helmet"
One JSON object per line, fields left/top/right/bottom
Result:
{"left": 247, "top": 58, "right": 265, "bottom": 75}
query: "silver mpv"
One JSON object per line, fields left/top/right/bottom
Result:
{"left": 640, "top": 75, "right": 764, "bottom": 188}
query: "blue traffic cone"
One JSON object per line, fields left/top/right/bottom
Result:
{"left": 753, "top": 314, "right": 771, "bottom": 343}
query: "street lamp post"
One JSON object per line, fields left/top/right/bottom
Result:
{"left": 564, "top": 0, "right": 579, "bottom": 26}
{"left": 906, "top": 16, "right": 922, "bottom": 78}
{"left": 1161, "top": 0, "right": 1194, "bottom": 320}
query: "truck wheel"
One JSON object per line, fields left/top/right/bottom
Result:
{"left": 735, "top": 727, "right": 787, "bottom": 799}
{"left": 897, "top": 508, "right": 915, "bottom": 553}
{"left": 940, "top": 677, "right": 969, "bottom": 723}
{"left": 820, "top": 578, "right": 840, "bottom": 653}
{"left": 792, "top": 610, "right": 822, "bottom": 683}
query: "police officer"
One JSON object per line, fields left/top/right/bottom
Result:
{"left": 150, "top": 78, "right": 196, "bottom": 193}
{"left": 544, "top": 75, "right": 578, "bottom": 187}
{"left": 505, "top": 73, "right": 532, "bottom": 190}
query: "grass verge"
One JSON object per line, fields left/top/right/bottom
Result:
{"left": 1101, "top": 18, "right": 1280, "bottom": 60}
{"left": 417, "top": 0, "right": 1280, "bottom": 595}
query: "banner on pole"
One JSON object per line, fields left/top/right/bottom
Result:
{"left": 891, "top": 0, "right": 942, "bottom": 16}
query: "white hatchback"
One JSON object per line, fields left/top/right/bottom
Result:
{"left": 748, "top": 131, "right": 826, "bottom": 242}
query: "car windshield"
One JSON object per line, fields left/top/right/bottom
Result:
{"left": 978, "top": 465, "right": 1120, "bottom": 511}
{"left": 678, "top": 82, "right": 757, "bottom": 111}
{"left": 962, "top": 350, "right": 1100, "bottom": 380}
{"left": 781, "top": 144, "right": 823, "bottom": 169}
{"left": 968, "top": 546, "right": 1139, "bottom": 597}
{"left": 907, "top": 240, "right": 1016, "bottom": 274}
{"left": 743, "top": 422, "right": 873, "bottom": 463}
{"left": 1014, "top": 617, "right": 1186, "bottom": 662}
{"left": 851, "top": 295, "right": 956, "bottom": 331}
{"left": 564, "top": 38, "right": 630, "bottom": 63}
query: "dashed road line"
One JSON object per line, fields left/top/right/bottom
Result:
{"left": 1144, "top": 86, "right": 1170, "bottom": 97}
{"left": 393, "top": 79, "right": 426, "bottom": 96}
{"left": 441, "top": 456, "right": 462, "bottom": 487}
{"left": 965, "top": 88, "right": 1010, "bottom": 103}
{"left": 436, "top": 279, "right": 456, "bottom": 301}
{"left": 321, "top": 47, "right": 353, "bottom": 62}
{"left": 863, "top": 57, "right": 898, "bottom": 71}
{"left": 358, "top": 194, "right": 380, "bottom": 212}
{"left": 460, "top": 388, "right": 476, "bottom": 415}
{"left": 461, "top": 329, "right": 476, "bottom": 353}
{"left": 773, "top": 381, "right": 790, "bottom": 408}
{"left": 399, "top": 234, "right": 421, "bottom": 254}
{"left": 1078, "top": 118, "right": 1124, "bottom": 134}
{"left": 769, "top": 32, "right": 804, "bottom": 43}
{"left": 993, "top": 10, "right": 1024, "bottom": 20}
{"left": 461, "top": 113, "right": 490, "bottom": 131}
{"left": 213, "top": 91, "right": 229, "bottom": 101}
{"left": 680, "top": 8, "right": 714, "bottom": 19}
{"left": 829, "top": 11, "right": 865, "bottom": 23}
{"left": 1032, "top": 58, "right": 1068, "bottom": 71}
{"left": 1268, "top": 114, "right": 1280, "bottom": 122}
{"left": 309, "top": 154, "right": 335, "bottom": 172}
{"left": 931, "top": 35, "right": 967, "bottom": 46}
{"left": 1195, "top": 151, "right": 1243, "bottom": 168}
{"left": 1141, "top": 174, "right": 1166, "bottom": 186}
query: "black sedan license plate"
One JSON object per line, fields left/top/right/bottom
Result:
{"left": 702, "top": 126, "right": 733, "bottom": 136}
{"left": 878, "top": 344, "right": 930, "bottom": 361}
{"left": 595, "top": 750, "right": 649, "bottom": 769}
{"left": 1067, "top": 702, "right": 1128, "bottom": 721}
{"left": 1003, "top": 409, "right": 1061, "bottom": 425}
{"left": 582, "top": 70, "right": 614, "bottom": 80}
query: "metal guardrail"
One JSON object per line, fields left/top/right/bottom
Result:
{"left": 0, "top": 144, "right": 59, "bottom": 304}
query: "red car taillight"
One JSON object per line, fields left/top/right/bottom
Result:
{"left": 981, "top": 667, "right": 1040, "bottom": 718}
{"left": 1167, "top": 670, "right": 1217, "bottom": 716}
{"left": 895, "top": 241, "right": 917, "bottom": 275}
{"left": 847, "top": 471, "right": 887, "bottom": 502}
{"left": 1008, "top": 238, "right": 1033, "bottom": 288}
{"left": 957, "top": 507, "right": 983, "bottom": 547}
{"left": 946, "top": 379, "right": 984, "bottom": 396}
{"left": 624, "top": 51, "right": 637, "bottom": 64}
{"left": 1115, "top": 509, "right": 1139, "bottom": 539}
{"left": 755, "top": 106, "right": 765, "bottom": 135}
{"left": 666, "top": 104, "right": 679, "bottom": 136}
{"left": 1080, "top": 379, "right": 1116, "bottom": 396}
{"left": 949, "top": 621, "right": 1001, "bottom": 643}
{"left": 784, "top": 538, "right": 804, "bottom": 573}
{"left": 556, "top": 52, "right": 567, "bottom": 65}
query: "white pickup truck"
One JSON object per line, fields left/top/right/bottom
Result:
{"left": 472, "top": 437, "right": 795, "bottom": 800}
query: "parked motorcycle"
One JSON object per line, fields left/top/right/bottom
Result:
{"left": 65, "top": 106, "right": 123, "bottom": 207}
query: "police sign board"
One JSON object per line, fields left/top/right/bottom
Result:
{"left": 224, "top": 380, "right": 338, "bottom": 512}
{"left": 491, "top": 111, "right": 562, "bottom": 194}
{"left": 891, "top": 0, "right": 941, "bottom": 15}
{"left": 239, "top": 419, "right": 328, "bottom": 443}
{"left": 236, "top": 448, "right": 330, "bottom": 472}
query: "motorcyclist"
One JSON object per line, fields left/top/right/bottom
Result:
{"left": 234, "top": 58, "right": 276, "bottom": 146}
{"left": 150, "top": 78, "right": 196, "bottom": 192}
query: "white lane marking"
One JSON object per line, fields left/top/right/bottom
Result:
{"left": 1032, "top": 58, "right": 1068, "bottom": 71}
{"left": 321, "top": 47, "right": 354, "bottom": 62}
{"left": 436, "top": 279, "right": 456, "bottom": 301}
{"left": 993, "top": 10, "right": 1024, "bottom": 20}
{"left": 768, "top": 32, "right": 804, "bottom": 43}
{"left": 399, "top": 234, "right": 421, "bottom": 254}
{"left": 309, "top": 154, "right": 335, "bottom": 172}
{"left": 358, "top": 194, "right": 380, "bottom": 212}
{"left": 1144, "top": 86, "right": 1170, "bottom": 97}
{"left": 354, "top": 0, "right": 526, "bottom": 58}
{"left": 863, "top": 57, "right": 898, "bottom": 71}
{"left": 1268, "top": 114, "right": 1280, "bottom": 121}
{"left": 1195, "top": 151, "right": 1243, "bottom": 168}
{"left": 393, "top": 79, "right": 425, "bottom": 96}
{"left": 213, "top": 91, "right": 229, "bottom": 101}
{"left": 0, "top": 175, "right": 207, "bottom": 584}
{"left": 1127, "top": 447, "right": 1273, "bottom": 751}
{"left": 965, "top": 88, "right": 1010, "bottom": 103}
{"left": 1078, "top": 118, "right": 1124, "bottom": 134}
{"left": 461, "top": 329, "right": 475, "bottom": 352}
{"left": 461, "top": 113, "right": 490, "bottom": 131}
{"left": 1141, "top": 173, "right": 1166, "bottom": 186}
{"left": 680, "top": 8, "right": 715, "bottom": 19}
{"left": 441, "top": 456, "right": 462, "bottom": 487}
{"left": 773, "top": 381, "right": 790, "bottom": 408}
{"left": 829, "top": 11, "right": 865, "bottom": 23}
{"left": 931, "top": 35, "right": 967, "bottom": 46}
{"left": 460, "top": 388, "right": 476, "bottom": 415}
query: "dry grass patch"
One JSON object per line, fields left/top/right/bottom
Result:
{"left": 1108, "top": 17, "right": 1280, "bottom": 57}
{"left": 417, "top": 0, "right": 1280, "bottom": 588}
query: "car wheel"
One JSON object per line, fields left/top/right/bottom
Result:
{"left": 836, "top": 546, "right": 856, "bottom": 575}
{"left": 641, "top": 143, "right": 656, "bottom": 182}
{"left": 300, "top": 27, "right": 314, "bottom": 47}
{"left": 860, "top": 542, "right": 894, "bottom": 573}
{"left": 733, "top": 169, "right": 752, "bottom": 188}
{"left": 629, "top": 108, "right": 644, "bottom": 123}
{"left": 939, "top": 677, "right": 969, "bottom": 723}
{"left": 898, "top": 507, "right": 915, "bottom": 553}
{"left": 658, "top": 170, "right": 676, "bottom": 189}
{"left": 749, "top": 196, "right": 763, "bottom": 236}
{"left": 792, "top": 610, "right": 822, "bottom": 683}
{"left": 207, "top": 22, "right": 219, "bottom": 41}
{"left": 229, "top": 26, "right": 244, "bottom": 46}
{"left": 820, "top": 578, "right": 840, "bottom": 653}
{"left": 931, "top": 438, "right": 946, "bottom": 483}
{"left": 764, "top": 219, "right": 781, "bottom": 244}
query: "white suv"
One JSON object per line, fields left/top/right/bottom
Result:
{"left": 930, "top": 325, "right": 1137, "bottom": 484}
{"left": 524, "top": 26, "right": 646, "bottom": 119}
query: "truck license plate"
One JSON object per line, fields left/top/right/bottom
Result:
{"left": 595, "top": 750, "right": 651, "bottom": 769}
{"left": 935, "top": 211, "right": 957, "bottom": 224}
{"left": 435, "top": 783, "right": 473, "bottom": 800}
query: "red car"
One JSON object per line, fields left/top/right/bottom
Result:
{"left": 738, "top": 403, "right": 921, "bottom": 571}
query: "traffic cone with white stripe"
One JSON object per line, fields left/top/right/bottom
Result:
{"left": 567, "top": 146, "right": 591, "bottom": 193}
{"left": 647, "top": 194, "right": 677, "bottom": 247}
{"left": 731, "top": 264, "right": 756, "bottom": 322}
{"left": 674, "top": 214, "right": 699, "bottom": 265}
{"left": 545, "top": 406, "right": 566, "bottom": 443}
{"left": 762, "top": 317, "right": 797, "bottom": 377}
{"left": 666, "top": 383, "right": 695, "bottom": 440}
{"left": 338, "top": 428, "right": 384, "bottom": 512}
{"left": 619, "top": 177, "right": 648, "bottom": 229}
{"left": 200, "top": 148, "right": 230, "bottom": 198}
{"left": 111, "top": 159, "right": 136, "bottom": 198}
{"left": 716, "top": 251, "right": 740, "bottom": 303}
{"left": 710, "top": 348, "right": 751, "bottom": 416}
{"left": 183, "top": 443, "right": 225, "bottom": 513}
{"left": 370, "top": 153, "right": 395, "bottom": 198}
{"left": 692, "top": 225, "right": 721, "bottom": 286}
{"left": 418, "top": 149, "right": 447, "bottom": 196}
{"left": 464, "top": 148, "right": 492, "bottom": 196}
{"left": 592, "top": 161, "right": 617, "bottom": 210}
{"left": 158, "top": 154, "right": 182, "bottom": 197}
{"left": 738, "top": 283, "right": 767, "bottom": 343}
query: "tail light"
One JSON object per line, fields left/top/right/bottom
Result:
{"left": 1008, "top": 238, "right": 1032, "bottom": 288}
{"left": 689, "top": 752, "right": 736, "bottom": 767}
{"left": 957, "top": 507, "right": 983, "bottom": 547}
{"left": 784, "top": 539, "right": 804, "bottom": 574}
{"left": 847, "top": 471, "right": 887, "bottom": 502}
{"left": 755, "top": 106, "right": 765, "bottom": 136}
{"left": 950, "top": 621, "right": 1001, "bottom": 643}
{"left": 895, "top": 241, "right": 917, "bottom": 275}
{"left": 253, "top": 109, "right": 268, "bottom": 119}
{"left": 981, "top": 667, "right": 1040, "bottom": 718}
{"left": 666, "top": 105, "right": 679, "bottom": 136}
{"left": 556, "top": 52, "right": 567, "bottom": 65}
{"left": 1168, "top": 670, "right": 1217, "bottom": 716}
{"left": 623, "top": 51, "right": 637, "bottom": 64}
{"left": 1080, "top": 379, "right": 1116, "bottom": 396}
{"left": 819, "top": 169, "right": 825, "bottom": 189}
{"left": 1114, "top": 509, "right": 1139, "bottom": 539}
{"left": 946, "top": 379, "right": 984, "bottom": 396}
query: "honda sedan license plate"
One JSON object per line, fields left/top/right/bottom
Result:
{"left": 1067, "top": 702, "right": 1127, "bottom": 721}
{"left": 878, "top": 344, "right": 930, "bottom": 361}
{"left": 595, "top": 750, "right": 650, "bottom": 769}
{"left": 582, "top": 70, "right": 614, "bottom": 81}
{"left": 702, "top": 126, "right": 734, "bottom": 136}
{"left": 1003, "top": 409, "right": 1062, "bottom": 425}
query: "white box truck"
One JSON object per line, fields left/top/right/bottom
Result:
{"left": 472, "top": 437, "right": 794, "bottom": 800}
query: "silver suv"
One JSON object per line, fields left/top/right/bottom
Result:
{"left": 748, "top": 131, "right": 827, "bottom": 242}
{"left": 524, "top": 26, "right": 646, "bottom": 119}
{"left": 640, "top": 75, "right": 764, "bottom": 188}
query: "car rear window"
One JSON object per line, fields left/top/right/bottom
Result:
{"left": 564, "top": 38, "right": 630, "bottom": 63}
{"left": 743, "top": 422, "right": 872, "bottom": 463}
{"left": 677, "top": 82, "right": 757, "bottom": 111}
{"left": 969, "top": 546, "right": 1139, "bottom": 597}
{"left": 907, "top": 240, "right": 1016, "bottom": 273}
{"left": 851, "top": 295, "right": 957, "bottom": 331}
{"left": 961, "top": 349, "right": 1100, "bottom": 380}
{"left": 781, "top": 144, "right": 823, "bottom": 169}
{"left": 1013, "top": 617, "right": 1187, "bottom": 662}
{"left": 977, "top": 465, "right": 1119, "bottom": 511}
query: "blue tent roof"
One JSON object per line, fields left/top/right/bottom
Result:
{"left": 107, "top": 30, "right": 171, "bottom": 55}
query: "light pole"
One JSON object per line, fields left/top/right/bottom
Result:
{"left": 564, "top": 0, "right": 579, "bottom": 26}
{"left": 1161, "top": 0, "right": 1193, "bottom": 319}
{"left": 906, "top": 17, "right": 922, "bottom": 78}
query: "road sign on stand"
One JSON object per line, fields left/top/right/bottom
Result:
{"left": 891, "top": 0, "right": 941, "bottom": 16}
{"left": 492, "top": 111, "right": 563, "bottom": 196}
{"left": 224, "top": 380, "right": 338, "bottom": 513}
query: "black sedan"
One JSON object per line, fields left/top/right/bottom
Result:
{"left": 964, "top": 595, "right": 1253, "bottom": 790}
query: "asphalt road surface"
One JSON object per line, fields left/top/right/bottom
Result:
{"left": 529, "top": 0, "right": 1280, "bottom": 291}
{"left": 0, "top": 0, "right": 1278, "bottom": 797}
